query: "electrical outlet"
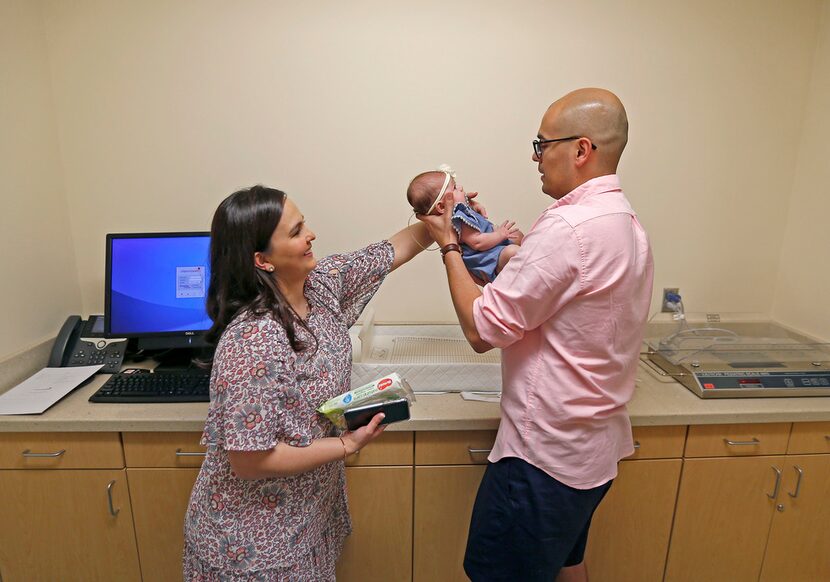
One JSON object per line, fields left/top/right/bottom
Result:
{"left": 661, "top": 288, "right": 680, "bottom": 312}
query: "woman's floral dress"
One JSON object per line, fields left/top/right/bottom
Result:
{"left": 183, "top": 241, "right": 394, "bottom": 581}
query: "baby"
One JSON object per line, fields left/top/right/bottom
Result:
{"left": 407, "top": 168, "right": 522, "bottom": 283}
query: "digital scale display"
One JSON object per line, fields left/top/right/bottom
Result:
{"left": 694, "top": 371, "right": 830, "bottom": 391}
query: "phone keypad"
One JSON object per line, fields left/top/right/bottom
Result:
{"left": 69, "top": 342, "right": 125, "bottom": 373}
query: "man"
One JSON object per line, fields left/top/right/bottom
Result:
{"left": 417, "top": 88, "right": 654, "bottom": 582}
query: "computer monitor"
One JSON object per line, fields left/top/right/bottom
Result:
{"left": 105, "top": 232, "right": 213, "bottom": 351}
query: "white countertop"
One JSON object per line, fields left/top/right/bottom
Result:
{"left": 3, "top": 362, "right": 830, "bottom": 432}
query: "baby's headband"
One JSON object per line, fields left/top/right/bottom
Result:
{"left": 424, "top": 164, "right": 456, "bottom": 216}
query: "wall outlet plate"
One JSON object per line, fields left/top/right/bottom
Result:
{"left": 661, "top": 288, "right": 680, "bottom": 312}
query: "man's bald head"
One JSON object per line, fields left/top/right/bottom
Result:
{"left": 544, "top": 88, "right": 628, "bottom": 172}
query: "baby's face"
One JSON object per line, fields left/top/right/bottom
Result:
{"left": 450, "top": 183, "right": 467, "bottom": 205}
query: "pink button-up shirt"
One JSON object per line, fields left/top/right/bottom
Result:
{"left": 473, "top": 174, "right": 654, "bottom": 489}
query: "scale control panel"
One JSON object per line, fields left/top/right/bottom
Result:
{"left": 694, "top": 370, "right": 830, "bottom": 391}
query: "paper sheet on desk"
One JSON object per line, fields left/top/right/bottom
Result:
{"left": 0, "top": 366, "right": 102, "bottom": 415}
{"left": 461, "top": 391, "right": 501, "bottom": 403}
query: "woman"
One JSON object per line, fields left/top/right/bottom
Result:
{"left": 183, "top": 185, "right": 433, "bottom": 581}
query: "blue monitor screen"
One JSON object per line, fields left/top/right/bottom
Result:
{"left": 107, "top": 234, "right": 213, "bottom": 336}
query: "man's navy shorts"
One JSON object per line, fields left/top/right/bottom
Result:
{"left": 463, "top": 456, "right": 613, "bottom": 582}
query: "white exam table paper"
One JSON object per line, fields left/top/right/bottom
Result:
{"left": 460, "top": 391, "right": 501, "bottom": 403}
{"left": 0, "top": 366, "right": 103, "bottom": 415}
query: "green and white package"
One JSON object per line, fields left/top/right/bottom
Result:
{"left": 318, "top": 373, "right": 414, "bottom": 429}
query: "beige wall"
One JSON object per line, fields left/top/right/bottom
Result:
{"left": 1, "top": 0, "right": 824, "bottom": 353}
{"left": 0, "top": 0, "right": 82, "bottom": 361}
{"left": 773, "top": 1, "right": 830, "bottom": 341}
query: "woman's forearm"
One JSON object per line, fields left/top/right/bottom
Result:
{"left": 229, "top": 437, "right": 349, "bottom": 480}
{"left": 388, "top": 222, "right": 434, "bottom": 271}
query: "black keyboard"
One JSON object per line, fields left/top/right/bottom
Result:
{"left": 89, "top": 370, "right": 211, "bottom": 403}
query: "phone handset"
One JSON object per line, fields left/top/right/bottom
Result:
{"left": 48, "top": 315, "right": 83, "bottom": 367}
{"left": 48, "top": 315, "right": 127, "bottom": 374}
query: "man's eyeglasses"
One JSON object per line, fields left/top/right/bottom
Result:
{"left": 532, "top": 136, "right": 597, "bottom": 158}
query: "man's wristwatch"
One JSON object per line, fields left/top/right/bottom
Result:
{"left": 440, "top": 243, "right": 461, "bottom": 262}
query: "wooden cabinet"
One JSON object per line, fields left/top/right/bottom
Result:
{"left": 666, "top": 422, "right": 830, "bottom": 582}
{"left": 124, "top": 431, "right": 415, "bottom": 582}
{"left": 413, "top": 465, "right": 485, "bottom": 582}
{"left": 3, "top": 419, "right": 830, "bottom": 581}
{"left": 759, "top": 454, "right": 830, "bottom": 581}
{"left": 413, "top": 427, "right": 686, "bottom": 582}
{"left": 786, "top": 421, "right": 830, "bottom": 454}
{"left": 123, "top": 432, "right": 204, "bottom": 582}
{"left": 337, "top": 432, "right": 414, "bottom": 582}
{"left": 684, "top": 423, "right": 790, "bottom": 457}
{"left": 0, "top": 432, "right": 124, "bottom": 468}
{"left": 665, "top": 455, "right": 781, "bottom": 581}
{"left": 122, "top": 431, "right": 206, "bottom": 468}
{"left": 578, "top": 426, "right": 686, "bottom": 581}
{"left": 0, "top": 433, "right": 140, "bottom": 582}
{"left": 345, "top": 431, "right": 413, "bottom": 467}
{"left": 627, "top": 425, "right": 687, "bottom": 459}
{"left": 337, "top": 466, "right": 414, "bottom": 582}
{"left": 127, "top": 468, "right": 200, "bottom": 582}
{"left": 585, "top": 458, "right": 682, "bottom": 582}
{"left": 412, "top": 430, "right": 495, "bottom": 582}
{"left": 414, "top": 430, "right": 497, "bottom": 465}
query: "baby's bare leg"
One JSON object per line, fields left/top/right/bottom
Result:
{"left": 496, "top": 244, "right": 519, "bottom": 275}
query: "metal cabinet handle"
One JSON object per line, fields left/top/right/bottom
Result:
{"left": 767, "top": 466, "right": 782, "bottom": 499}
{"left": 106, "top": 480, "right": 120, "bottom": 517}
{"left": 633, "top": 441, "right": 641, "bottom": 449}
{"left": 788, "top": 465, "right": 804, "bottom": 498}
{"left": 21, "top": 449, "right": 66, "bottom": 458}
{"left": 724, "top": 437, "right": 761, "bottom": 446}
{"left": 175, "top": 448, "right": 207, "bottom": 457}
{"left": 467, "top": 448, "right": 492, "bottom": 455}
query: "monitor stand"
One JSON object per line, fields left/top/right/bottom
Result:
{"left": 152, "top": 347, "right": 214, "bottom": 372}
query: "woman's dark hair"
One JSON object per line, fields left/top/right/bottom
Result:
{"left": 205, "top": 185, "right": 316, "bottom": 353}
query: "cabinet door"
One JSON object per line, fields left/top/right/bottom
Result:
{"left": 760, "top": 455, "right": 830, "bottom": 582}
{"left": 337, "top": 466, "right": 413, "bottom": 582}
{"left": 584, "top": 459, "right": 682, "bottom": 582}
{"left": 0, "top": 469, "right": 140, "bottom": 582}
{"left": 127, "top": 468, "right": 200, "bottom": 582}
{"left": 665, "top": 457, "right": 780, "bottom": 582}
{"left": 413, "top": 465, "right": 486, "bottom": 582}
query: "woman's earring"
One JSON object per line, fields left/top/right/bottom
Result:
{"left": 267, "top": 266, "right": 275, "bottom": 272}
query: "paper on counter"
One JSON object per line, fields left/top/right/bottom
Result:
{"left": 0, "top": 366, "right": 102, "bottom": 415}
{"left": 460, "top": 391, "right": 501, "bottom": 403}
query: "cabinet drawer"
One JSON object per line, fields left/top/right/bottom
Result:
{"left": 123, "top": 432, "right": 206, "bottom": 468}
{"left": 0, "top": 432, "right": 124, "bottom": 469}
{"left": 626, "top": 425, "right": 687, "bottom": 459}
{"left": 346, "top": 431, "right": 413, "bottom": 466}
{"left": 787, "top": 422, "right": 830, "bottom": 454}
{"left": 415, "top": 431, "right": 497, "bottom": 465}
{"left": 685, "top": 423, "right": 791, "bottom": 457}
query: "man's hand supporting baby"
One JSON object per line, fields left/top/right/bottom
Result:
{"left": 416, "top": 190, "right": 494, "bottom": 353}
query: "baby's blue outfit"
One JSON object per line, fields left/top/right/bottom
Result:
{"left": 451, "top": 203, "right": 510, "bottom": 283}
